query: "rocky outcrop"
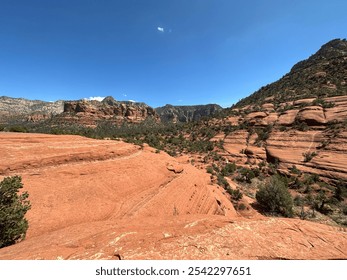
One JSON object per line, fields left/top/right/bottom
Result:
{"left": 156, "top": 104, "right": 223, "bottom": 123}
{"left": 217, "top": 96, "right": 347, "bottom": 181}
{"left": 56, "top": 96, "right": 159, "bottom": 126}
{"left": 0, "top": 96, "right": 63, "bottom": 123}
{"left": 296, "top": 106, "right": 327, "bottom": 125}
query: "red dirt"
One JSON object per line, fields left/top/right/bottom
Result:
{"left": 0, "top": 133, "right": 346, "bottom": 260}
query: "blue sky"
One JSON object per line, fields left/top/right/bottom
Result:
{"left": 0, "top": 0, "right": 346, "bottom": 108}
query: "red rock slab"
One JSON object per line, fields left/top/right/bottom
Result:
{"left": 277, "top": 109, "right": 299, "bottom": 126}
{"left": 0, "top": 133, "right": 346, "bottom": 260}
{"left": 297, "top": 106, "right": 327, "bottom": 125}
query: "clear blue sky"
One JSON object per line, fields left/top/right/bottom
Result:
{"left": 0, "top": 0, "right": 346, "bottom": 108}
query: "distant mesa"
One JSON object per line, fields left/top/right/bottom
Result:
{"left": 59, "top": 96, "right": 159, "bottom": 126}
{"left": 0, "top": 94, "right": 223, "bottom": 126}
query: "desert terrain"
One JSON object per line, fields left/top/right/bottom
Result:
{"left": 0, "top": 132, "right": 346, "bottom": 260}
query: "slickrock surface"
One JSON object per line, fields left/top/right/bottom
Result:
{"left": 0, "top": 133, "right": 346, "bottom": 260}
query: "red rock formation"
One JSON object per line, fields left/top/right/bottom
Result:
{"left": 0, "top": 133, "right": 345, "bottom": 260}
{"left": 213, "top": 96, "right": 347, "bottom": 181}
{"left": 57, "top": 96, "right": 159, "bottom": 126}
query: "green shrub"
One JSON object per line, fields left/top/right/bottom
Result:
{"left": 0, "top": 176, "right": 31, "bottom": 248}
{"left": 289, "top": 165, "right": 301, "bottom": 175}
{"left": 342, "top": 204, "right": 347, "bottom": 215}
{"left": 237, "top": 203, "right": 247, "bottom": 211}
{"left": 256, "top": 175, "right": 293, "bottom": 217}
{"left": 217, "top": 174, "right": 229, "bottom": 189}
{"left": 236, "top": 167, "right": 256, "bottom": 183}
{"left": 227, "top": 188, "right": 243, "bottom": 201}
{"left": 295, "top": 121, "right": 309, "bottom": 132}
{"left": 303, "top": 151, "right": 317, "bottom": 162}
{"left": 221, "top": 162, "right": 236, "bottom": 176}
{"left": 206, "top": 166, "right": 214, "bottom": 174}
{"left": 8, "top": 126, "right": 28, "bottom": 133}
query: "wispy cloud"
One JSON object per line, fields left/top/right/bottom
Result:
{"left": 157, "top": 26, "right": 164, "bottom": 32}
{"left": 122, "top": 93, "right": 127, "bottom": 97}
{"left": 84, "top": 96, "right": 105, "bottom": 102}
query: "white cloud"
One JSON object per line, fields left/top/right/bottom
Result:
{"left": 84, "top": 96, "right": 105, "bottom": 102}
{"left": 128, "top": 99, "right": 136, "bottom": 103}
{"left": 123, "top": 93, "right": 127, "bottom": 97}
{"left": 157, "top": 27, "right": 164, "bottom": 32}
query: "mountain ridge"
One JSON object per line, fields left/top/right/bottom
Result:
{"left": 155, "top": 103, "right": 223, "bottom": 123}
{"left": 233, "top": 38, "right": 347, "bottom": 109}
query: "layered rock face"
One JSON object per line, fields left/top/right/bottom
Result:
{"left": 215, "top": 39, "right": 347, "bottom": 183}
{"left": 0, "top": 133, "right": 345, "bottom": 260}
{"left": 156, "top": 104, "right": 223, "bottom": 123}
{"left": 218, "top": 96, "right": 347, "bottom": 182}
{"left": 57, "top": 96, "right": 159, "bottom": 125}
{"left": 0, "top": 96, "right": 63, "bottom": 123}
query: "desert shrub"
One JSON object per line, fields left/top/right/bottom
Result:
{"left": 255, "top": 125, "right": 272, "bottom": 145}
{"left": 221, "top": 162, "right": 236, "bottom": 176}
{"left": 256, "top": 175, "right": 293, "bottom": 217}
{"left": 0, "top": 176, "right": 31, "bottom": 248}
{"left": 342, "top": 204, "right": 347, "bottom": 215}
{"left": 312, "top": 190, "right": 329, "bottom": 213}
{"left": 236, "top": 167, "right": 256, "bottom": 183}
{"left": 312, "top": 98, "right": 335, "bottom": 108}
{"left": 335, "top": 180, "right": 347, "bottom": 199}
{"left": 302, "top": 173, "right": 320, "bottom": 185}
{"left": 237, "top": 203, "right": 247, "bottom": 211}
{"left": 332, "top": 186, "right": 343, "bottom": 202}
{"left": 217, "top": 174, "right": 229, "bottom": 189}
{"left": 227, "top": 188, "right": 243, "bottom": 201}
{"left": 216, "top": 139, "right": 224, "bottom": 149}
{"left": 206, "top": 166, "right": 214, "bottom": 174}
{"left": 293, "top": 195, "right": 305, "bottom": 206}
{"left": 295, "top": 121, "right": 309, "bottom": 132}
{"left": 289, "top": 177, "right": 304, "bottom": 190}
{"left": 303, "top": 151, "right": 317, "bottom": 162}
{"left": 289, "top": 165, "right": 301, "bottom": 175}
{"left": 8, "top": 126, "right": 28, "bottom": 133}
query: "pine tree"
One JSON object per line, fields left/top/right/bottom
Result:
{"left": 0, "top": 176, "right": 31, "bottom": 248}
